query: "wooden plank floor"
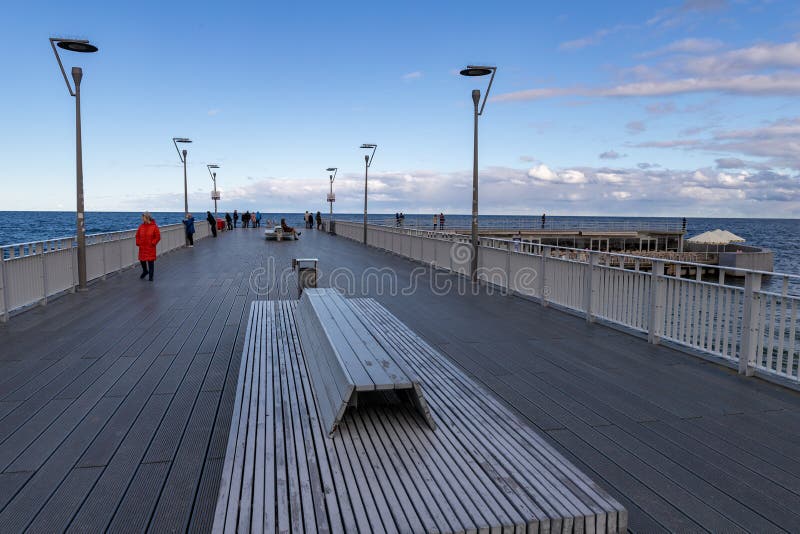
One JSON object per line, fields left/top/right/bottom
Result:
{"left": 1, "top": 227, "right": 800, "bottom": 532}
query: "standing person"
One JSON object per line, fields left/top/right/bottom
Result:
{"left": 315, "top": 211, "right": 322, "bottom": 230}
{"left": 233, "top": 210, "right": 239, "bottom": 228}
{"left": 206, "top": 211, "right": 217, "bottom": 237}
{"left": 432, "top": 214, "right": 438, "bottom": 230}
{"left": 541, "top": 213, "right": 546, "bottom": 229}
{"left": 255, "top": 211, "right": 262, "bottom": 228}
{"left": 225, "top": 212, "right": 232, "bottom": 230}
{"left": 400, "top": 212, "right": 405, "bottom": 226}
{"left": 135, "top": 212, "right": 161, "bottom": 281}
{"left": 243, "top": 211, "right": 251, "bottom": 228}
{"left": 304, "top": 211, "right": 310, "bottom": 229}
{"left": 439, "top": 212, "right": 445, "bottom": 230}
{"left": 182, "top": 213, "right": 195, "bottom": 247}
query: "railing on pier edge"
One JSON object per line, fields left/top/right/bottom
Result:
{"left": 330, "top": 220, "right": 800, "bottom": 390}
{"left": 0, "top": 221, "right": 214, "bottom": 321}
{"left": 370, "top": 215, "right": 685, "bottom": 233}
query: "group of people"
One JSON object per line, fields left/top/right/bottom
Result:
{"left": 395, "top": 212, "right": 406, "bottom": 226}
{"left": 223, "top": 209, "right": 262, "bottom": 230}
{"left": 136, "top": 208, "right": 330, "bottom": 281}
{"left": 304, "top": 211, "right": 323, "bottom": 230}
{"left": 432, "top": 212, "right": 446, "bottom": 230}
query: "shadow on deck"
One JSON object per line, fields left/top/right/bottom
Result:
{"left": 0, "top": 227, "right": 799, "bottom": 532}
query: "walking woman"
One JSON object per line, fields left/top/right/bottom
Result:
{"left": 135, "top": 212, "right": 161, "bottom": 281}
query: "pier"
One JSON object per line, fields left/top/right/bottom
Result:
{"left": 1, "top": 227, "right": 800, "bottom": 531}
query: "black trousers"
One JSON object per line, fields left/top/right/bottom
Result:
{"left": 210, "top": 223, "right": 217, "bottom": 237}
{"left": 140, "top": 260, "right": 154, "bottom": 279}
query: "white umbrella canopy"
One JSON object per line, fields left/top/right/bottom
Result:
{"left": 687, "top": 229, "right": 746, "bottom": 245}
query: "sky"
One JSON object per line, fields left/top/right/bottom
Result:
{"left": 3, "top": 0, "right": 800, "bottom": 218}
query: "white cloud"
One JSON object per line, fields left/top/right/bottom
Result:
{"left": 527, "top": 164, "right": 558, "bottom": 181}
{"left": 611, "top": 191, "right": 632, "bottom": 200}
{"left": 402, "top": 71, "right": 423, "bottom": 80}
{"left": 640, "top": 38, "right": 724, "bottom": 57}
{"left": 681, "top": 41, "right": 800, "bottom": 75}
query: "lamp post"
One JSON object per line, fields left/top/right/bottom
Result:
{"left": 49, "top": 37, "right": 99, "bottom": 292}
{"left": 359, "top": 144, "right": 377, "bottom": 244}
{"left": 326, "top": 167, "right": 337, "bottom": 234}
{"left": 207, "top": 164, "right": 220, "bottom": 218}
{"left": 172, "top": 137, "right": 192, "bottom": 244}
{"left": 459, "top": 65, "right": 497, "bottom": 283}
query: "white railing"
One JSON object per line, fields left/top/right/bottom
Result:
{"left": 0, "top": 221, "right": 214, "bottom": 321}
{"left": 332, "top": 220, "right": 800, "bottom": 388}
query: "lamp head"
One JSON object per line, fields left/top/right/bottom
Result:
{"left": 173, "top": 137, "right": 192, "bottom": 144}
{"left": 460, "top": 66, "right": 493, "bottom": 77}
{"left": 360, "top": 144, "right": 377, "bottom": 149}
{"left": 56, "top": 40, "right": 99, "bottom": 53}
{"left": 326, "top": 167, "right": 337, "bottom": 172}
{"left": 207, "top": 164, "right": 220, "bottom": 169}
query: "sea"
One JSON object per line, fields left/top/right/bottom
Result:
{"left": 1, "top": 211, "right": 797, "bottom": 289}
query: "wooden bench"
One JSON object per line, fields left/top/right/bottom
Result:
{"left": 294, "top": 288, "right": 435, "bottom": 435}
{"left": 214, "top": 298, "right": 627, "bottom": 533}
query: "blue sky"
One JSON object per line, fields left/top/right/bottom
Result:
{"left": 4, "top": 0, "right": 800, "bottom": 217}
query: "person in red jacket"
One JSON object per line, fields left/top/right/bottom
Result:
{"left": 135, "top": 212, "right": 161, "bottom": 281}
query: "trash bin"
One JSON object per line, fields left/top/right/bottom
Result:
{"left": 292, "top": 258, "right": 318, "bottom": 296}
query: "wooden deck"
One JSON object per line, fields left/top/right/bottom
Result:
{"left": 1, "top": 227, "right": 799, "bottom": 532}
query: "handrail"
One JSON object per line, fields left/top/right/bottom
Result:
{"left": 362, "top": 222, "right": 795, "bottom": 282}
{"left": 332, "top": 219, "right": 800, "bottom": 389}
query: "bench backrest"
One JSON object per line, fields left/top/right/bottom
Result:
{"left": 295, "top": 288, "right": 432, "bottom": 435}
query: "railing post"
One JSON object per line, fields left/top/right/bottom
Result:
{"left": 39, "top": 243, "right": 48, "bottom": 306}
{"left": 648, "top": 260, "right": 665, "bottom": 344}
{"left": 539, "top": 248, "right": 548, "bottom": 307}
{"left": 506, "top": 244, "right": 512, "bottom": 292}
{"left": 0, "top": 249, "right": 8, "bottom": 323}
{"left": 739, "top": 271, "right": 763, "bottom": 376}
{"left": 584, "top": 251, "right": 597, "bottom": 322}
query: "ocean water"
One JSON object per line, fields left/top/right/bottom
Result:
{"left": 1, "top": 211, "right": 797, "bottom": 280}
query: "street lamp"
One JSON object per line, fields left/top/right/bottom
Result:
{"left": 49, "top": 37, "right": 99, "bottom": 292}
{"left": 326, "top": 167, "right": 337, "bottom": 234}
{"left": 172, "top": 137, "right": 192, "bottom": 244}
{"left": 207, "top": 164, "right": 220, "bottom": 218}
{"left": 460, "top": 65, "right": 496, "bottom": 283}
{"left": 360, "top": 144, "right": 377, "bottom": 244}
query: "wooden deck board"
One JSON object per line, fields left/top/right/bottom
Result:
{"left": 0, "top": 228, "right": 798, "bottom": 532}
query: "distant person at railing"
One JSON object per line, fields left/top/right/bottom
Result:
{"left": 182, "top": 213, "right": 195, "bottom": 247}
{"left": 281, "top": 218, "right": 300, "bottom": 238}
{"left": 225, "top": 212, "right": 232, "bottom": 230}
{"left": 255, "top": 211, "right": 262, "bottom": 228}
{"left": 316, "top": 211, "right": 322, "bottom": 230}
{"left": 541, "top": 213, "right": 546, "bottom": 229}
{"left": 432, "top": 214, "right": 438, "bottom": 230}
{"left": 233, "top": 210, "right": 239, "bottom": 228}
{"left": 136, "top": 212, "right": 161, "bottom": 281}
{"left": 206, "top": 211, "right": 217, "bottom": 237}
{"left": 439, "top": 213, "right": 445, "bottom": 230}
{"left": 399, "top": 212, "right": 405, "bottom": 226}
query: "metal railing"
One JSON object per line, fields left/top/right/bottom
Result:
{"left": 0, "top": 221, "right": 214, "bottom": 321}
{"left": 369, "top": 215, "right": 685, "bottom": 233}
{"left": 332, "top": 220, "right": 800, "bottom": 389}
